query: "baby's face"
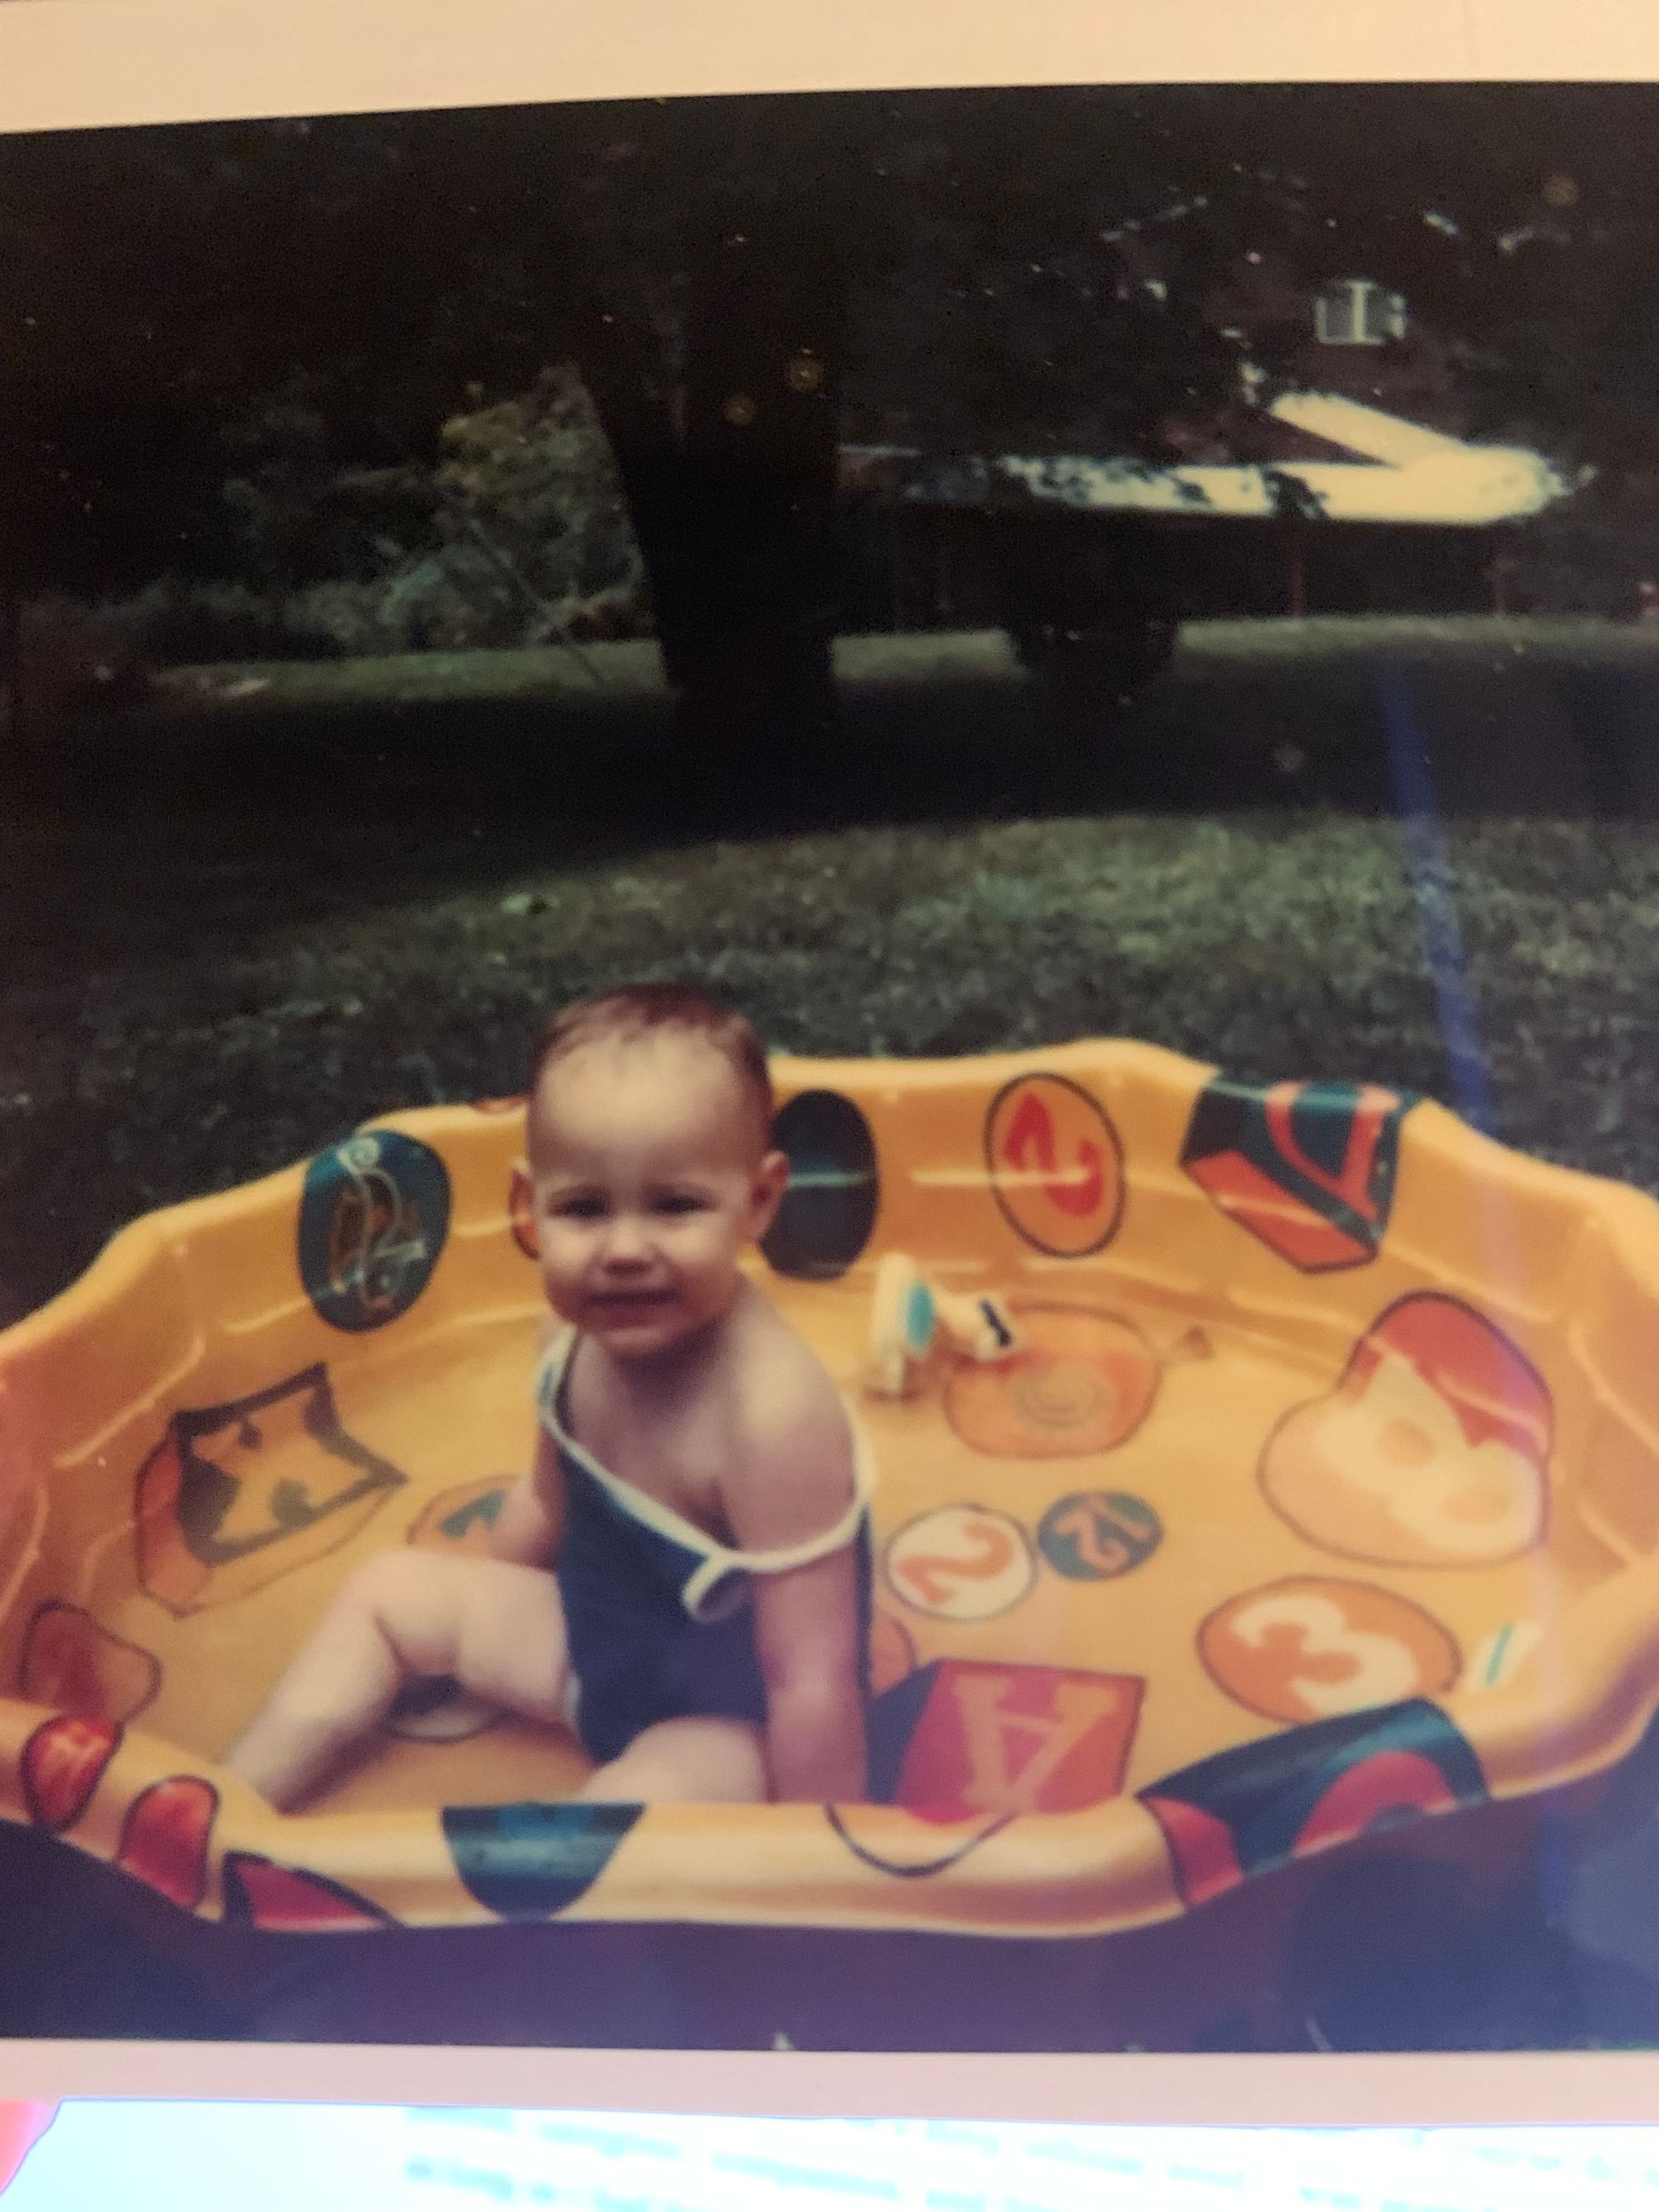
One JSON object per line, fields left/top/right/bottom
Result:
{"left": 526, "top": 1034, "right": 786, "bottom": 1361}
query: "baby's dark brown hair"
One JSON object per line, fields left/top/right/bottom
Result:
{"left": 529, "top": 984, "right": 775, "bottom": 1151}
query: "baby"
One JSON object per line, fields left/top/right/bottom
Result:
{"left": 229, "top": 985, "right": 873, "bottom": 1812}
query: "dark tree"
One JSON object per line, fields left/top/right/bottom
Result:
{"left": 7, "top": 84, "right": 1659, "bottom": 734}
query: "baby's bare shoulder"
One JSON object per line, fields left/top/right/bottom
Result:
{"left": 721, "top": 1301, "right": 856, "bottom": 1547}
{"left": 732, "top": 1299, "right": 845, "bottom": 1437}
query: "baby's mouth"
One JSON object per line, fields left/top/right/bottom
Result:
{"left": 590, "top": 1288, "right": 675, "bottom": 1315}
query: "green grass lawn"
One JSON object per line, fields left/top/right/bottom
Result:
{"left": 139, "top": 614, "right": 1659, "bottom": 722}
{"left": 3, "top": 798, "right": 1656, "bottom": 1324}
{"left": 2, "top": 614, "right": 1656, "bottom": 1320}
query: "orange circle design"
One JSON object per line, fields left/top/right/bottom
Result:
{"left": 1199, "top": 1576, "right": 1461, "bottom": 1725}
{"left": 945, "top": 1302, "right": 1160, "bottom": 1459}
{"left": 883, "top": 1505, "right": 1036, "bottom": 1621}
{"left": 984, "top": 1075, "right": 1124, "bottom": 1258}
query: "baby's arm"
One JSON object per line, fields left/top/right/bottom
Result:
{"left": 489, "top": 1425, "right": 564, "bottom": 1568}
{"left": 727, "top": 1392, "right": 868, "bottom": 1803}
{"left": 489, "top": 1320, "right": 566, "bottom": 1568}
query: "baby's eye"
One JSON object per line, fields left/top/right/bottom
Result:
{"left": 655, "top": 1194, "right": 707, "bottom": 1217}
{"left": 552, "top": 1195, "right": 607, "bottom": 1221}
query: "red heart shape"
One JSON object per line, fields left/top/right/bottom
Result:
{"left": 20, "top": 1714, "right": 119, "bottom": 1833}
{"left": 115, "top": 1776, "right": 217, "bottom": 1911}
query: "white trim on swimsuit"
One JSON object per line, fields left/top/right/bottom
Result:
{"left": 536, "top": 1326, "right": 878, "bottom": 1620}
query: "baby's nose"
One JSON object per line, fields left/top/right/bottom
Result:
{"left": 601, "top": 1214, "right": 652, "bottom": 1262}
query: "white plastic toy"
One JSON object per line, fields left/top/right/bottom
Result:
{"left": 862, "top": 1252, "right": 1021, "bottom": 1400}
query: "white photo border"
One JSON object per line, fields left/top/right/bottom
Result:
{"left": 0, "top": 0, "right": 1657, "bottom": 139}
{"left": 2, "top": 0, "right": 1659, "bottom": 2127}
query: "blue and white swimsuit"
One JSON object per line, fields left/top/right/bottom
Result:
{"left": 537, "top": 1331, "right": 876, "bottom": 1768}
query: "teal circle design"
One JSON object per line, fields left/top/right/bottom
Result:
{"left": 1037, "top": 1490, "right": 1162, "bottom": 1582}
{"left": 298, "top": 1129, "right": 450, "bottom": 1332}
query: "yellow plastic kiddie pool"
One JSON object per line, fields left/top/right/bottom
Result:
{"left": 2, "top": 1038, "right": 1658, "bottom": 1937}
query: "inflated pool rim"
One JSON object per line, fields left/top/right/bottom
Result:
{"left": 2, "top": 1038, "right": 1658, "bottom": 1940}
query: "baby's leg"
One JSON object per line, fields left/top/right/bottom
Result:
{"left": 226, "top": 1551, "right": 570, "bottom": 1812}
{"left": 578, "top": 1716, "right": 768, "bottom": 1805}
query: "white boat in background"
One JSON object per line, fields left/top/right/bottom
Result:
{"left": 842, "top": 391, "right": 1570, "bottom": 529}
{"left": 834, "top": 391, "right": 1575, "bottom": 705}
